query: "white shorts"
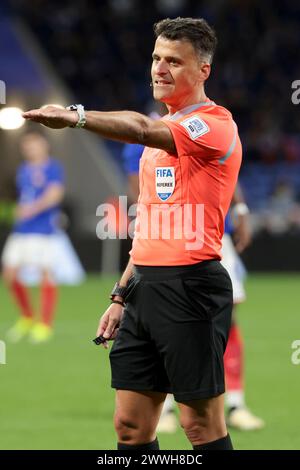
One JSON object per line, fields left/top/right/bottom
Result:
{"left": 1, "top": 233, "right": 56, "bottom": 271}
{"left": 1, "top": 231, "right": 85, "bottom": 285}
{"left": 221, "top": 233, "right": 246, "bottom": 304}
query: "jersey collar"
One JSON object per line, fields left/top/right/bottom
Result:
{"left": 167, "top": 101, "right": 216, "bottom": 121}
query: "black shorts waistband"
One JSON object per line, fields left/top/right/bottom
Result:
{"left": 133, "top": 259, "right": 220, "bottom": 281}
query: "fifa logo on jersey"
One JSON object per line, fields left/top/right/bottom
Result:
{"left": 0, "top": 340, "right": 6, "bottom": 365}
{"left": 156, "top": 166, "right": 175, "bottom": 201}
{"left": 291, "top": 80, "right": 300, "bottom": 105}
{"left": 291, "top": 340, "right": 300, "bottom": 365}
{"left": 0, "top": 80, "right": 6, "bottom": 104}
{"left": 156, "top": 168, "right": 173, "bottom": 177}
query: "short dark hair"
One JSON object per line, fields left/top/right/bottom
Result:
{"left": 154, "top": 17, "right": 217, "bottom": 64}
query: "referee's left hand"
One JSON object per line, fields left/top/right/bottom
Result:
{"left": 96, "top": 303, "right": 124, "bottom": 349}
{"left": 22, "top": 106, "right": 78, "bottom": 129}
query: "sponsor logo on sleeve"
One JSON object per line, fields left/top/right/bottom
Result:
{"left": 180, "top": 116, "right": 209, "bottom": 140}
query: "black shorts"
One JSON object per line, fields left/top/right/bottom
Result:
{"left": 109, "top": 260, "right": 233, "bottom": 402}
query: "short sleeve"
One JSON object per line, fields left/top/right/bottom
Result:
{"left": 47, "top": 160, "right": 65, "bottom": 185}
{"left": 163, "top": 113, "right": 231, "bottom": 159}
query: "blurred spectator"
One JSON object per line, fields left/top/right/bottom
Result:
{"left": 262, "top": 181, "right": 300, "bottom": 234}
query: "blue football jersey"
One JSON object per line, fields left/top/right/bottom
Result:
{"left": 14, "top": 158, "right": 64, "bottom": 235}
{"left": 122, "top": 143, "right": 144, "bottom": 175}
{"left": 224, "top": 213, "right": 234, "bottom": 235}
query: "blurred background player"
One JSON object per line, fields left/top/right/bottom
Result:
{"left": 1, "top": 131, "right": 65, "bottom": 344}
{"left": 122, "top": 140, "right": 264, "bottom": 432}
{"left": 222, "top": 184, "right": 265, "bottom": 431}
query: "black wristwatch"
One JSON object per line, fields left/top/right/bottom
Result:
{"left": 110, "top": 282, "right": 127, "bottom": 300}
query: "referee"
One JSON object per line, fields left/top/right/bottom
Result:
{"left": 23, "top": 17, "right": 242, "bottom": 450}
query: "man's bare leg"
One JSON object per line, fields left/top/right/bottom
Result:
{"left": 114, "top": 390, "right": 167, "bottom": 448}
{"left": 178, "top": 394, "right": 233, "bottom": 449}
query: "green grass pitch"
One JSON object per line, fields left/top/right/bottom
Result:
{"left": 0, "top": 274, "right": 299, "bottom": 450}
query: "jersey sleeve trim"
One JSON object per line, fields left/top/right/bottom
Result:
{"left": 219, "top": 122, "right": 237, "bottom": 164}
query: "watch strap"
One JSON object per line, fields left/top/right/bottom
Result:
{"left": 66, "top": 104, "right": 86, "bottom": 128}
{"left": 110, "top": 282, "right": 127, "bottom": 300}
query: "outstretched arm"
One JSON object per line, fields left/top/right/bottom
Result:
{"left": 23, "top": 106, "right": 176, "bottom": 154}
